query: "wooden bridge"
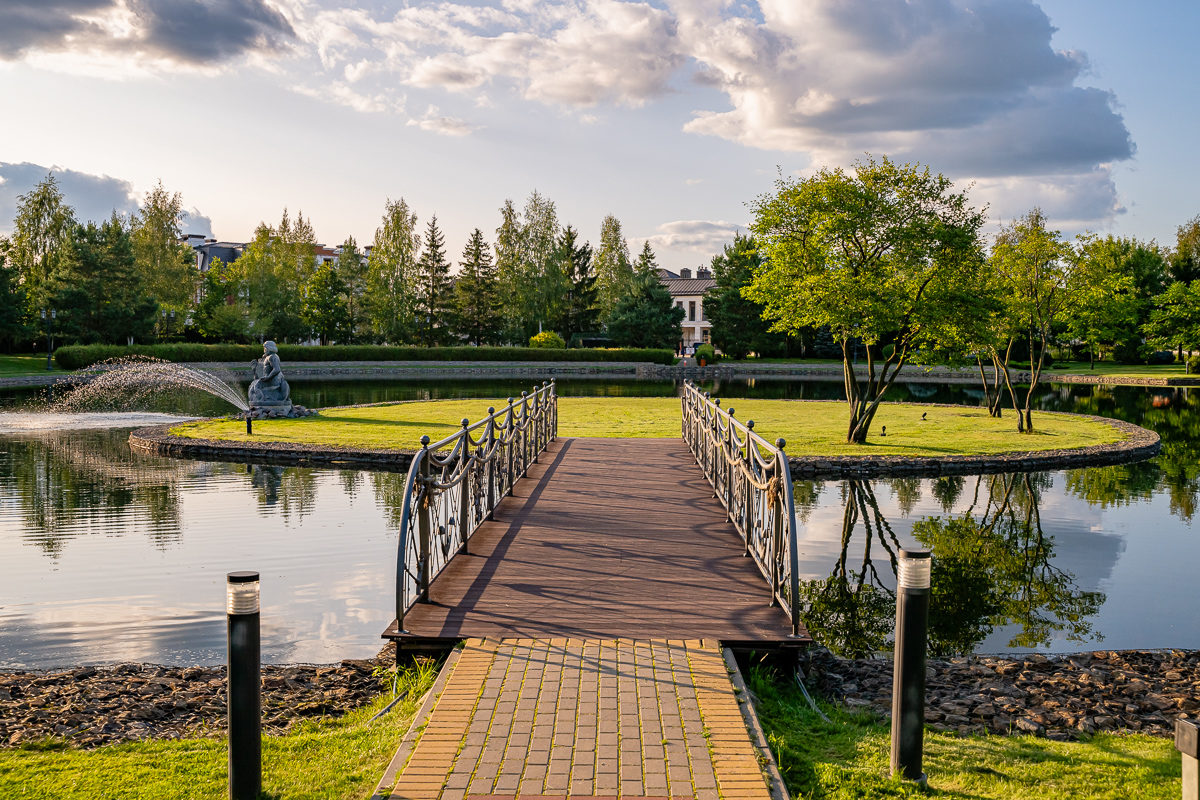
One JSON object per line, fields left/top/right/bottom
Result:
{"left": 372, "top": 384, "right": 810, "bottom": 800}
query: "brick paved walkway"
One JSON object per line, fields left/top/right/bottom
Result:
{"left": 377, "top": 639, "right": 776, "bottom": 800}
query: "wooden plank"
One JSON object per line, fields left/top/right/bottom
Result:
{"left": 384, "top": 437, "right": 809, "bottom": 644}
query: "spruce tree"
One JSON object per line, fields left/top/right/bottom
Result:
{"left": 634, "top": 241, "right": 659, "bottom": 278}
{"left": 705, "top": 233, "right": 786, "bottom": 358}
{"left": 416, "top": 215, "right": 452, "bottom": 345}
{"left": 337, "top": 236, "right": 368, "bottom": 343}
{"left": 453, "top": 228, "right": 501, "bottom": 345}
{"left": 606, "top": 268, "right": 684, "bottom": 349}
{"left": 552, "top": 225, "right": 599, "bottom": 344}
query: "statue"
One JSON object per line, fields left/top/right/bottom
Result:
{"left": 248, "top": 341, "right": 291, "bottom": 410}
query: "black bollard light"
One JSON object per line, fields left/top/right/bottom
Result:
{"left": 246, "top": 414, "right": 253, "bottom": 435}
{"left": 1177, "top": 719, "right": 1200, "bottom": 800}
{"left": 890, "top": 548, "right": 931, "bottom": 784}
{"left": 226, "top": 571, "right": 261, "bottom": 800}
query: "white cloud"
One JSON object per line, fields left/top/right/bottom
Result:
{"left": 407, "top": 105, "right": 476, "bottom": 136}
{"left": 633, "top": 219, "right": 743, "bottom": 256}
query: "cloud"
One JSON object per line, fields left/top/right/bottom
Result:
{"left": 0, "top": 163, "right": 214, "bottom": 237}
{"left": 0, "top": 0, "right": 295, "bottom": 68}
{"left": 634, "top": 219, "right": 743, "bottom": 255}
{"left": 406, "top": 105, "right": 476, "bottom": 136}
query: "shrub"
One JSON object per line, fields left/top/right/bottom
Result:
{"left": 1146, "top": 350, "right": 1177, "bottom": 365}
{"left": 53, "top": 343, "right": 676, "bottom": 370}
{"left": 1189, "top": 356, "right": 1200, "bottom": 375}
{"left": 694, "top": 344, "right": 717, "bottom": 362}
{"left": 528, "top": 331, "right": 566, "bottom": 349}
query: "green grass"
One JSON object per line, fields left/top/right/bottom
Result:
{"left": 0, "top": 659, "right": 438, "bottom": 800}
{"left": 171, "top": 398, "right": 1123, "bottom": 457}
{"left": 0, "top": 354, "right": 59, "bottom": 376}
{"left": 747, "top": 667, "right": 1179, "bottom": 799}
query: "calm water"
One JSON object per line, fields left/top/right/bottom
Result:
{"left": 0, "top": 376, "right": 1195, "bottom": 666}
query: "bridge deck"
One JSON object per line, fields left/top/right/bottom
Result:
{"left": 383, "top": 437, "right": 808, "bottom": 646}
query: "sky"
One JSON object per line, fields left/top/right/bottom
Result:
{"left": 0, "top": 0, "right": 1196, "bottom": 272}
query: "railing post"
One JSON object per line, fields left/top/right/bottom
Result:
{"left": 486, "top": 408, "right": 496, "bottom": 520}
{"left": 521, "top": 391, "right": 529, "bottom": 476}
{"left": 417, "top": 435, "right": 433, "bottom": 603}
{"left": 742, "top": 420, "right": 755, "bottom": 556}
{"left": 777, "top": 437, "right": 803, "bottom": 638}
{"left": 459, "top": 419, "right": 471, "bottom": 556}
{"left": 505, "top": 398, "right": 515, "bottom": 497}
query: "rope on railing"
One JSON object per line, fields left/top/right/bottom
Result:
{"left": 679, "top": 380, "right": 804, "bottom": 637}
{"left": 393, "top": 381, "right": 558, "bottom": 632}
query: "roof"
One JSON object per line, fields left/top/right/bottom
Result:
{"left": 661, "top": 277, "right": 715, "bottom": 296}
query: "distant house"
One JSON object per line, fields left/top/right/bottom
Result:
{"left": 657, "top": 267, "right": 715, "bottom": 351}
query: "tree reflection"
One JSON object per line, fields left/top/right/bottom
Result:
{"left": 799, "top": 473, "right": 1104, "bottom": 658}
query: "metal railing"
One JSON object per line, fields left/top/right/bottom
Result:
{"left": 393, "top": 381, "right": 558, "bottom": 632}
{"left": 680, "top": 380, "right": 803, "bottom": 636}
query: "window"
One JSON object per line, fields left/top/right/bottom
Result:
{"left": 689, "top": 301, "right": 696, "bottom": 321}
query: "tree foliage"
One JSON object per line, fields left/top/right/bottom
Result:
{"left": 337, "top": 236, "right": 368, "bottom": 343}
{"left": 365, "top": 197, "right": 420, "bottom": 344}
{"left": 705, "top": 233, "right": 784, "bottom": 359}
{"left": 593, "top": 214, "right": 632, "bottom": 318}
{"left": 746, "top": 155, "right": 988, "bottom": 443}
{"left": 301, "top": 262, "right": 349, "bottom": 345}
{"left": 130, "top": 180, "right": 197, "bottom": 313}
{"left": 452, "top": 228, "right": 501, "bottom": 346}
{"left": 416, "top": 215, "right": 452, "bottom": 345}
{"left": 606, "top": 267, "right": 684, "bottom": 349}
{"left": 11, "top": 173, "right": 76, "bottom": 311}
{"left": 551, "top": 225, "right": 599, "bottom": 344}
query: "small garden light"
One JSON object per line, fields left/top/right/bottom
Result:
{"left": 226, "top": 571, "right": 261, "bottom": 800}
{"left": 891, "top": 548, "right": 931, "bottom": 785}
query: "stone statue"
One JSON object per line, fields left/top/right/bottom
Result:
{"left": 248, "top": 341, "right": 291, "bottom": 409}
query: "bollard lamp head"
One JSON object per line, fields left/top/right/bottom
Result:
{"left": 227, "top": 571, "right": 260, "bottom": 615}
{"left": 897, "top": 549, "right": 931, "bottom": 590}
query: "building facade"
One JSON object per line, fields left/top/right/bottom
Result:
{"left": 658, "top": 267, "right": 715, "bottom": 351}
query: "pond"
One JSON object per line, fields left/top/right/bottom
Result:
{"left": 0, "top": 376, "right": 1195, "bottom": 667}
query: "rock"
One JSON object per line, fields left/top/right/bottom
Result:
{"left": 1015, "top": 717, "right": 1044, "bottom": 735}
{"left": 944, "top": 714, "right": 971, "bottom": 726}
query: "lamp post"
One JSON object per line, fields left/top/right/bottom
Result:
{"left": 42, "top": 309, "right": 56, "bottom": 370}
{"left": 890, "top": 548, "right": 931, "bottom": 784}
{"left": 226, "top": 571, "right": 261, "bottom": 800}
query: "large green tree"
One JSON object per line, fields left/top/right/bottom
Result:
{"left": 365, "top": 197, "right": 420, "bottom": 344}
{"left": 195, "top": 258, "right": 249, "bottom": 342}
{"left": 705, "top": 233, "right": 785, "bottom": 359}
{"left": 10, "top": 174, "right": 76, "bottom": 312}
{"left": 990, "top": 209, "right": 1075, "bottom": 431}
{"left": 551, "top": 225, "right": 599, "bottom": 344}
{"left": 593, "top": 214, "right": 632, "bottom": 318}
{"left": 416, "top": 215, "right": 452, "bottom": 345}
{"left": 606, "top": 268, "right": 684, "bottom": 349}
{"left": 1067, "top": 235, "right": 1147, "bottom": 367}
{"left": 232, "top": 209, "right": 318, "bottom": 342}
{"left": 746, "top": 155, "right": 988, "bottom": 443}
{"left": 1144, "top": 281, "right": 1200, "bottom": 357}
{"left": 0, "top": 239, "right": 27, "bottom": 351}
{"left": 50, "top": 215, "right": 158, "bottom": 344}
{"left": 337, "top": 236, "right": 368, "bottom": 343}
{"left": 1169, "top": 214, "right": 1200, "bottom": 285}
{"left": 130, "top": 180, "right": 198, "bottom": 319}
{"left": 452, "top": 228, "right": 501, "bottom": 346}
{"left": 301, "top": 261, "right": 349, "bottom": 345}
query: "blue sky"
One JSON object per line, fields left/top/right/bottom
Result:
{"left": 0, "top": 0, "right": 1196, "bottom": 271}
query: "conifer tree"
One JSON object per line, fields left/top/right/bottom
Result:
{"left": 495, "top": 199, "right": 523, "bottom": 343}
{"left": 606, "top": 267, "right": 684, "bottom": 350}
{"left": 634, "top": 241, "right": 659, "bottom": 278}
{"left": 337, "top": 236, "right": 368, "bottom": 343}
{"left": 593, "top": 214, "right": 632, "bottom": 317}
{"left": 416, "top": 215, "right": 452, "bottom": 345}
{"left": 552, "top": 225, "right": 599, "bottom": 344}
{"left": 453, "top": 228, "right": 501, "bottom": 345}
{"left": 365, "top": 197, "right": 420, "bottom": 344}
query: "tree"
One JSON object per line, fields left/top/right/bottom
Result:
{"left": 633, "top": 241, "right": 658, "bottom": 278}
{"left": 337, "top": 236, "right": 368, "bottom": 343}
{"left": 10, "top": 173, "right": 76, "bottom": 312}
{"left": 50, "top": 214, "right": 158, "bottom": 344}
{"left": 416, "top": 215, "right": 452, "bottom": 345}
{"left": 1169, "top": 215, "right": 1200, "bottom": 285}
{"left": 705, "top": 233, "right": 785, "bottom": 359}
{"left": 551, "top": 225, "right": 599, "bottom": 344}
{"left": 522, "top": 191, "right": 562, "bottom": 339}
{"left": 991, "top": 209, "right": 1075, "bottom": 431}
{"left": 494, "top": 198, "right": 524, "bottom": 343}
{"left": 593, "top": 214, "right": 632, "bottom": 317}
{"left": 365, "top": 197, "right": 420, "bottom": 344}
{"left": 1144, "top": 281, "right": 1200, "bottom": 356}
{"left": 301, "top": 262, "right": 349, "bottom": 345}
{"left": 1067, "top": 235, "right": 1143, "bottom": 367}
{"left": 746, "top": 155, "right": 988, "bottom": 443}
{"left": 452, "top": 228, "right": 501, "bottom": 346}
{"left": 195, "top": 258, "right": 249, "bottom": 342}
{"left": 130, "top": 180, "right": 198, "bottom": 317}
{"left": 232, "top": 209, "right": 318, "bottom": 342}
{"left": 0, "top": 239, "right": 27, "bottom": 351}
{"left": 607, "top": 269, "right": 684, "bottom": 349}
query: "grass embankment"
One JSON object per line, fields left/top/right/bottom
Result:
{"left": 748, "top": 668, "right": 1179, "bottom": 799}
{"left": 172, "top": 398, "right": 1122, "bottom": 457}
{"left": 0, "top": 660, "right": 436, "bottom": 800}
{"left": 0, "top": 354, "right": 58, "bottom": 376}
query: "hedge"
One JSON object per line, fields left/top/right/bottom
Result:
{"left": 53, "top": 344, "right": 676, "bottom": 370}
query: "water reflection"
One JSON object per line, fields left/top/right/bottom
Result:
{"left": 796, "top": 472, "right": 1116, "bottom": 658}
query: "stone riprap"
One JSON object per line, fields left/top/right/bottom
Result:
{"left": 0, "top": 652, "right": 392, "bottom": 749}
{"left": 241, "top": 404, "right": 319, "bottom": 420}
{"left": 804, "top": 647, "right": 1200, "bottom": 740}
{"left": 787, "top": 409, "right": 1159, "bottom": 479}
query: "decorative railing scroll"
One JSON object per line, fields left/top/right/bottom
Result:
{"left": 394, "top": 381, "right": 558, "bottom": 631}
{"left": 680, "top": 380, "right": 803, "bottom": 636}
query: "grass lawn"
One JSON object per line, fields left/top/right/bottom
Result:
{"left": 0, "top": 660, "right": 437, "bottom": 800}
{"left": 0, "top": 354, "right": 58, "bottom": 376}
{"left": 748, "top": 667, "right": 1180, "bottom": 799}
{"left": 170, "top": 397, "right": 1123, "bottom": 457}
